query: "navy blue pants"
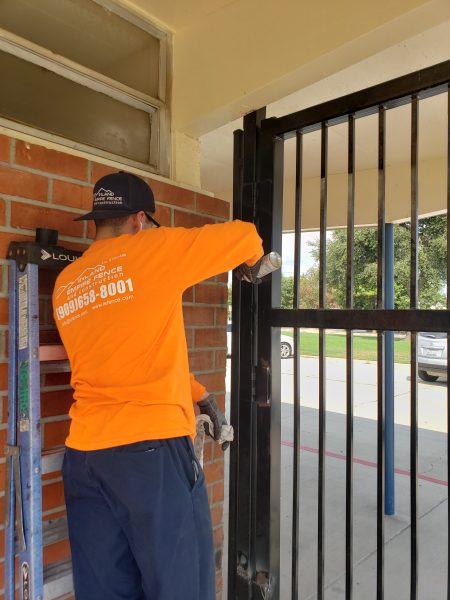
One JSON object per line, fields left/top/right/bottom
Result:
{"left": 62, "top": 437, "right": 215, "bottom": 600}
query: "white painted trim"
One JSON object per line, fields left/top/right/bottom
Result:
{"left": 0, "top": 28, "right": 163, "bottom": 112}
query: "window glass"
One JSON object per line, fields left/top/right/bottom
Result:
{"left": 0, "top": 0, "right": 160, "bottom": 97}
{"left": 0, "top": 50, "right": 153, "bottom": 165}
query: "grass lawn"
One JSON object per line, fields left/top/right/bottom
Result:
{"left": 283, "top": 331, "right": 410, "bottom": 364}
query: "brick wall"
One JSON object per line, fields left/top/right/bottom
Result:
{"left": 0, "top": 134, "right": 230, "bottom": 598}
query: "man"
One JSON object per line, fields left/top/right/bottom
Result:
{"left": 52, "top": 171, "right": 263, "bottom": 600}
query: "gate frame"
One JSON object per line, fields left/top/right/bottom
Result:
{"left": 228, "top": 59, "right": 450, "bottom": 600}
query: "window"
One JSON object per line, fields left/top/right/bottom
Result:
{"left": 0, "top": 0, "right": 169, "bottom": 174}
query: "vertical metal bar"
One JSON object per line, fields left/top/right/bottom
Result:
{"left": 230, "top": 109, "right": 267, "bottom": 600}
{"left": 228, "top": 128, "right": 244, "bottom": 600}
{"left": 447, "top": 85, "right": 450, "bottom": 600}
{"left": 345, "top": 114, "right": 355, "bottom": 600}
{"left": 254, "top": 124, "right": 283, "bottom": 599}
{"left": 377, "top": 105, "right": 386, "bottom": 600}
{"left": 384, "top": 223, "right": 395, "bottom": 516}
{"left": 317, "top": 122, "right": 328, "bottom": 600}
{"left": 410, "top": 94, "right": 419, "bottom": 600}
{"left": 292, "top": 130, "right": 303, "bottom": 600}
{"left": 5, "top": 262, "right": 18, "bottom": 600}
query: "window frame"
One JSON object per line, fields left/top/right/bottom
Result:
{"left": 0, "top": 0, "right": 171, "bottom": 175}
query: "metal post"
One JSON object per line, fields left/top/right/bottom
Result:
{"left": 384, "top": 223, "right": 395, "bottom": 515}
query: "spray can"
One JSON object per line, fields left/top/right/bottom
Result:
{"left": 254, "top": 251, "right": 282, "bottom": 279}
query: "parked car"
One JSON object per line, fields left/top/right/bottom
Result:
{"left": 418, "top": 332, "right": 447, "bottom": 382}
{"left": 226, "top": 323, "right": 293, "bottom": 358}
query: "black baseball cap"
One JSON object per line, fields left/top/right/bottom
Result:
{"left": 75, "top": 171, "right": 160, "bottom": 226}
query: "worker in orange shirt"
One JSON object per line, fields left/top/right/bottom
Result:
{"left": 52, "top": 171, "right": 263, "bottom": 600}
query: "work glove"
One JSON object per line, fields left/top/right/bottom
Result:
{"left": 198, "top": 393, "right": 231, "bottom": 450}
{"left": 234, "top": 257, "right": 264, "bottom": 284}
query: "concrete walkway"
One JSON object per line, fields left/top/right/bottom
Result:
{"left": 223, "top": 357, "right": 448, "bottom": 599}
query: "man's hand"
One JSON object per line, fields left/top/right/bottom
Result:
{"left": 234, "top": 257, "right": 264, "bottom": 284}
{"left": 198, "top": 393, "right": 230, "bottom": 450}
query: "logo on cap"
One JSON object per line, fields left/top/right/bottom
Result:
{"left": 94, "top": 188, "right": 124, "bottom": 207}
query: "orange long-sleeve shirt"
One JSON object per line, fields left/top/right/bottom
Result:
{"left": 52, "top": 220, "right": 263, "bottom": 450}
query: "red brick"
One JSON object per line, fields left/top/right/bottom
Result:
{"left": 195, "top": 328, "right": 226, "bottom": 348}
{"left": 43, "top": 539, "right": 71, "bottom": 566}
{"left": 185, "top": 328, "right": 194, "bottom": 349}
{"left": 215, "top": 272, "right": 229, "bottom": 283}
{"left": 0, "top": 427, "right": 8, "bottom": 458}
{"left": 188, "top": 350, "right": 214, "bottom": 372}
{"left": 41, "top": 389, "right": 73, "bottom": 418}
{"left": 0, "top": 135, "right": 10, "bottom": 162}
{"left": 0, "top": 463, "right": 4, "bottom": 494}
{"left": 52, "top": 179, "right": 92, "bottom": 210}
{"left": 183, "top": 306, "right": 215, "bottom": 326}
{"left": 215, "top": 308, "right": 228, "bottom": 326}
{"left": 211, "top": 504, "right": 223, "bottom": 527}
{"left": 87, "top": 220, "right": 95, "bottom": 240}
{"left": 43, "top": 419, "right": 70, "bottom": 448}
{"left": 202, "top": 439, "right": 214, "bottom": 464}
{"left": 91, "top": 162, "right": 118, "bottom": 182}
{"left": 0, "top": 299, "right": 8, "bottom": 325}
{"left": 183, "top": 287, "right": 194, "bottom": 303}
{"left": 195, "top": 284, "right": 227, "bottom": 305}
{"left": 154, "top": 204, "right": 172, "bottom": 227}
{"left": 15, "top": 142, "right": 88, "bottom": 180}
{"left": 204, "top": 459, "right": 224, "bottom": 484}
{"left": 147, "top": 179, "right": 195, "bottom": 209}
{"left": 0, "top": 364, "right": 8, "bottom": 391}
{"left": 42, "top": 480, "right": 65, "bottom": 512}
{"left": 215, "top": 573, "right": 223, "bottom": 595}
{"left": 196, "top": 371, "right": 225, "bottom": 393}
{"left": 174, "top": 210, "right": 214, "bottom": 228}
{"left": 0, "top": 231, "right": 33, "bottom": 257}
{"left": 196, "top": 193, "right": 230, "bottom": 219}
{"left": 215, "top": 350, "right": 228, "bottom": 370}
{"left": 11, "top": 202, "right": 84, "bottom": 238}
{"left": 212, "top": 482, "right": 224, "bottom": 504}
{"left": 59, "top": 240, "right": 90, "bottom": 253}
{"left": 0, "top": 165, "right": 48, "bottom": 201}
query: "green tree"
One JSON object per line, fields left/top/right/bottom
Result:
{"left": 308, "top": 215, "right": 446, "bottom": 309}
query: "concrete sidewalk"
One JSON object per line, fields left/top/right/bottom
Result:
{"left": 280, "top": 406, "right": 447, "bottom": 600}
{"left": 223, "top": 358, "right": 448, "bottom": 599}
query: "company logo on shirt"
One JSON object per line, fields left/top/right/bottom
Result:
{"left": 94, "top": 188, "right": 124, "bottom": 207}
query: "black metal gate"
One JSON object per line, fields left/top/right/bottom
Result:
{"left": 228, "top": 60, "right": 450, "bottom": 600}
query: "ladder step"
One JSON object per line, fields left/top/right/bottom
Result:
{"left": 40, "top": 345, "right": 67, "bottom": 362}
{"left": 43, "top": 516, "right": 69, "bottom": 547}
{"left": 40, "top": 360, "right": 71, "bottom": 373}
{"left": 42, "top": 448, "right": 64, "bottom": 475}
{"left": 43, "top": 558, "right": 73, "bottom": 600}
{"left": 14, "top": 516, "right": 69, "bottom": 553}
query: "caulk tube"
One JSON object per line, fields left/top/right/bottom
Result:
{"left": 253, "top": 251, "right": 282, "bottom": 279}
{"left": 235, "top": 251, "right": 282, "bottom": 283}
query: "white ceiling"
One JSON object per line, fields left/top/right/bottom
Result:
{"left": 200, "top": 20, "right": 450, "bottom": 204}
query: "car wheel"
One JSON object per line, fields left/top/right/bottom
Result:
{"left": 280, "top": 341, "right": 292, "bottom": 359}
{"left": 418, "top": 370, "right": 439, "bottom": 382}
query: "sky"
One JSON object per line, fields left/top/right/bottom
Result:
{"left": 281, "top": 231, "right": 318, "bottom": 277}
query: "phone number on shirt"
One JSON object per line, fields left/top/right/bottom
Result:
{"left": 55, "top": 278, "right": 134, "bottom": 320}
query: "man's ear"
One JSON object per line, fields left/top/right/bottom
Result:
{"left": 129, "top": 213, "right": 141, "bottom": 233}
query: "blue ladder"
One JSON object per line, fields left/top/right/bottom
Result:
{"left": 5, "top": 229, "right": 81, "bottom": 600}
